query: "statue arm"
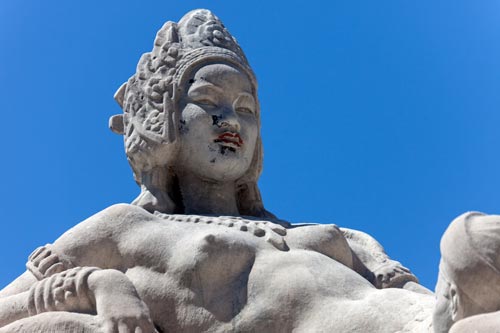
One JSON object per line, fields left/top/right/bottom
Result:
{"left": 0, "top": 245, "right": 77, "bottom": 299}
{"left": 0, "top": 271, "right": 37, "bottom": 298}
{"left": 0, "top": 203, "right": 157, "bottom": 331}
{"left": 340, "top": 227, "right": 424, "bottom": 291}
{"left": 48, "top": 204, "right": 134, "bottom": 269}
{"left": 0, "top": 267, "right": 155, "bottom": 332}
{"left": 0, "top": 204, "right": 140, "bottom": 297}
{"left": 0, "top": 291, "right": 30, "bottom": 326}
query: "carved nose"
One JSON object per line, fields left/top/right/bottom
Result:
{"left": 213, "top": 107, "right": 240, "bottom": 131}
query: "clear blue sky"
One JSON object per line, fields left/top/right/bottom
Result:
{"left": 1, "top": 0, "right": 499, "bottom": 290}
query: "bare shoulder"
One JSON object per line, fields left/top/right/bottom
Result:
{"left": 86, "top": 203, "right": 154, "bottom": 226}
{"left": 49, "top": 204, "right": 155, "bottom": 268}
{"left": 59, "top": 204, "right": 153, "bottom": 237}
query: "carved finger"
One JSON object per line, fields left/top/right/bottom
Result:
{"left": 66, "top": 268, "right": 79, "bottom": 278}
{"left": 104, "top": 320, "right": 119, "bottom": 333}
{"left": 38, "top": 254, "right": 60, "bottom": 275}
{"left": 34, "top": 280, "right": 48, "bottom": 313}
{"left": 62, "top": 276, "right": 77, "bottom": 291}
{"left": 394, "top": 267, "right": 406, "bottom": 275}
{"left": 53, "top": 286, "right": 65, "bottom": 307}
{"left": 399, "top": 266, "right": 411, "bottom": 273}
{"left": 117, "top": 320, "right": 130, "bottom": 333}
{"left": 391, "top": 262, "right": 410, "bottom": 273}
{"left": 394, "top": 266, "right": 411, "bottom": 275}
{"left": 31, "top": 248, "right": 52, "bottom": 267}
{"left": 42, "top": 275, "right": 57, "bottom": 311}
{"left": 53, "top": 274, "right": 65, "bottom": 288}
{"left": 45, "top": 262, "right": 66, "bottom": 277}
{"left": 29, "top": 246, "right": 47, "bottom": 260}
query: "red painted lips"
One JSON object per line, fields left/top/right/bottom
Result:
{"left": 215, "top": 132, "right": 243, "bottom": 147}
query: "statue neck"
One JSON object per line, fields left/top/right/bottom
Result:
{"left": 177, "top": 172, "right": 239, "bottom": 216}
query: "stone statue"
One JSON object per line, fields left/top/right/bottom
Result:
{"left": 0, "top": 9, "right": 440, "bottom": 332}
{"left": 433, "top": 212, "right": 500, "bottom": 333}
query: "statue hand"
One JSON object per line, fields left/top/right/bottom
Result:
{"left": 373, "top": 261, "right": 418, "bottom": 289}
{"left": 101, "top": 306, "right": 156, "bottom": 333}
{"left": 88, "top": 270, "right": 156, "bottom": 333}
{"left": 27, "top": 245, "right": 72, "bottom": 280}
{"left": 27, "top": 267, "right": 99, "bottom": 315}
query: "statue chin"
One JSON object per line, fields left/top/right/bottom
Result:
{"left": 185, "top": 154, "right": 253, "bottom": 182}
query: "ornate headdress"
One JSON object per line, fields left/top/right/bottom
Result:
{"left": 110, "top": 9, "right": 272, "bottom": 218}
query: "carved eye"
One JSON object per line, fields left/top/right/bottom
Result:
{"left": 233, "top": 93, "right": 255, "bottom": 115}
{"left": 235, "top": 106, "right": 254, "bottom": 114}
{"left": 195, "top": 98, "right": 217, "bottom": 108}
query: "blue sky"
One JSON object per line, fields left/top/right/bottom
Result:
{"left": 1, "top": 1, "right": 499, "bottom": 290}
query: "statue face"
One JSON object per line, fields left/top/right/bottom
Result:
{"left": 177, "top": 63, "right": 258, "bottom": 182}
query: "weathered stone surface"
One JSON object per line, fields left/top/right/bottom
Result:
{"left": 0, "top": 204, "right": 435, "bottom": 332}
{"left": 433, "top": 212, "right": 500, "bottom": 333}
{"left": 6, "top": 8, "right": 499, "bottom": 333}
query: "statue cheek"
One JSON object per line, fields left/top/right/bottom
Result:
{"left": 180, "top": 105, "right": 212, "bottom": 131}
{"left": 241, "top": 118, "right": 258, "bottom": 146}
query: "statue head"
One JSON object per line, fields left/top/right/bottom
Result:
{"left": 110, "top": 9, "right": 273, "bottom": 218}
{"left": 433, "top": 212, "right": 500, "bottom": 332}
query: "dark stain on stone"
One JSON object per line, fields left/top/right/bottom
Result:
{"left": 219, "top": 146, "right": 236, "bottom": 155}
{"left": 212, "top": 115, "right": 220, "bottom": 126}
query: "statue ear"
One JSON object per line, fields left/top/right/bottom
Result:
{"left": 110, "top": 82, "right": 127, "bottom": 135}
{"left": 449, "top": 284, "right": 461, "bottom": 322}
{"left": 109, "top": 114, "right": 124, "bottom": 135}
{"left": 114, "top": 82, "right": 127, "bottom": 108}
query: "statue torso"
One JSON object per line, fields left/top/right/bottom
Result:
{"left": 67, "top": 204, "right": 432, "bottom": 333}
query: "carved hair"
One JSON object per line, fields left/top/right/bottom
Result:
{"left": 110, "top": 9, "right": 274, "bottom": 218}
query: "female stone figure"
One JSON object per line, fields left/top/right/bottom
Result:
{"left": 0, "top": 9, "right": 434, "bottom": 332}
